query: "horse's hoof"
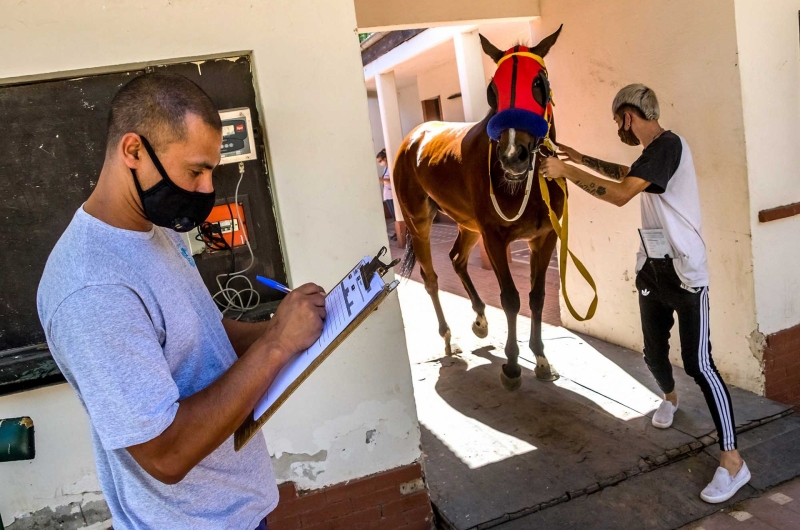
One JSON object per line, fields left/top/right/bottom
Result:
{"left": 535, "top": 365, "right": 560, "bottom": 382}
{"left": 472, "top": 316, "right": 489, "bottom": 339}
{"left": 500, "top": 364, "right": 522, "bottom": 391}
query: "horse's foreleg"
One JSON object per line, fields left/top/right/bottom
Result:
{"left": 529, "top": 231, "right": 559, "bottom": 381}
{"left": 449, "top": 227, "right": 488, "bottom": 338}
{"left": 483, "top": 233, "right": 521, "bottom": 391}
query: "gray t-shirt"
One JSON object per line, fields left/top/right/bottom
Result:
{"left": 37, "top": 206, "right": 278, "bottom": 530}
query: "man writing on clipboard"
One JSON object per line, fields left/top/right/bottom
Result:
{"left": 37, "top": 73, "right": 325, "bottom": 529}
{"left": 540, "top": 84, "right": 750, "bottom": 503}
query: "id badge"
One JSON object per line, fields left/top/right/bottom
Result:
{"left": 638, "top": 229, "right": 674, "bottom": 259}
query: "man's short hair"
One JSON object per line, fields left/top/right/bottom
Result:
{"left": 105, "top": 73, "right": 221, "bottom": 155}
{"left": 612, "top": 84, "right": 660, "bottom": 121}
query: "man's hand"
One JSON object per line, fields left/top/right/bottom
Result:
{"left": 541, "top": 155, "right": 649, "bottom": 207}
{"left": 540, "top": 156, "right": 571, "bottom": 180}
{"left": 127, "top": 282, "right": 327, "bottom": 485}
{"left": 263, "top": 283, "right": 326, "bottom": 360}
{"left": 556, "top": 143, "right": 582, "bottom": 164}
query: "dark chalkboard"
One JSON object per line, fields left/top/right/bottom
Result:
{"left": 0, "top": 56, "right": 286, "bottom": 355}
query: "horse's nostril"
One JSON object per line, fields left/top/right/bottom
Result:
{"left": 517, "top": 145, "right": 529, "bottom": 162}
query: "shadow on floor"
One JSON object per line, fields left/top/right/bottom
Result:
{"left": 412, "top": 328, "right": 791, "bottom": 530}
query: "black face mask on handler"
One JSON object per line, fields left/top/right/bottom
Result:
{"left": 131, "top": 135, "right": 216, "bottom": 232}
{"left": 617, "top": 114, "right": 641, "bottom": 147}
{"left": 618, "top": 125, "right": 641, "bottom": 147}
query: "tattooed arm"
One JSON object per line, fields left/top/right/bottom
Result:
{"left": 580, "top": 155, "right": 629, "bottom": 181}
{"left": 539, "top": 157, "right": 649, "bottom": 207}
{"left": 557, "top": 144, "right": 630, "bottom": 181}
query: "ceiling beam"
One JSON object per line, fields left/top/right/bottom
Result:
{"left": 355, "top": 0, "right": 540, "bottom": 33}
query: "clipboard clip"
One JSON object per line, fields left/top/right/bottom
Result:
{"left": 360, "top": 246, "right": 400, "bottom": 291}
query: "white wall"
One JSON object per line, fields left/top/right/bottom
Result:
{"left": 398, "top": 83, "right": 425, "bottom": 137}
{"left": 533, "top": 0, "right": 762, "bottom": 392}
{"left": 0, "top": 386, "right": 100, "bottom": 519}
{"left": 367, "top": 82, "right": 424, "bottom": 163}
{"left": 734, "top": 0, "right": 800, "bottom": 336}
{"left": 367, "top": 82, "right": 425, "bottom": 176}
{"left": 417, "top": 61, "right": 466, "bottom": 122}
{"left": 0, "top": 0, "right": 420, "bottom": 522}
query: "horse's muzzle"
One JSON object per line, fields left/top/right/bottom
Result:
{"left": 498, "top": 142, "right": 534, "bottom": 178}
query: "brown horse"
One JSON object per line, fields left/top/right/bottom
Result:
{"left": 394, "top": 27, "right": 564, "bottom": 391}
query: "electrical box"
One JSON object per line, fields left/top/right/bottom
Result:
{"left": 180, "top": 202, "right": 249, "bottom": 256}
{"left": 205, "top": 203, "right": 249, "bottom": 248}
{"left": 218, "top": 107, "right": 257, "bottom": 164}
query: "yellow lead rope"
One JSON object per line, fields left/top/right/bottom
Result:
{"left": 538, "top": 174, "right": 598, "bottom": 321}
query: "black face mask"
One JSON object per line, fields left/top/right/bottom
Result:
{"left": 131, "top": 136, "right": 216, "bottom": 232}
{"left": 617, "top": 123, "right": 641, "bottom": 147}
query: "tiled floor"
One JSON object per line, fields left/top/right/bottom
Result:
{"left": 680, "top": 478, "right": 800, "bottom": 529}
{"left": 387, "top": 219, "right": 562, "bottom": 326}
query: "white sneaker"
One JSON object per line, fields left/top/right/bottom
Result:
{"left": 700, "top": 461, "right": 751, "bottom": 504}
{"left": 652, "top": 399, "right": 678, "bottom": 429}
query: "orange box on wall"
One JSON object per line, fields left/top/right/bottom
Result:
{"left": 204, "top": 203, "right": 249, "bottom": 248}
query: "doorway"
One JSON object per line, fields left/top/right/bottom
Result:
{"left": 422, "top": 96, "right": 443, "bottom": 121}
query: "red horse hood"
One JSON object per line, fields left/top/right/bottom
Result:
{"left": 487, "top": 46, "right": 552, "bottom": 141}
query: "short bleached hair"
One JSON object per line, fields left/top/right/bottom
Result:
{"left": 612, "top": 84, "right": 660, "bottom": 120}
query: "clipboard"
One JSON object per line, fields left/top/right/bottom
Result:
{"left": 234, "top": 247, "right": 400, "bottom": 451}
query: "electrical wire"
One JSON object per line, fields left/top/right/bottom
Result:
{"left": 211, "top": 162, "right": 260, "bottom": 318}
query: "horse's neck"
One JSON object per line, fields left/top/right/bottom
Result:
{"left": 465, "top": 112, "right": 494, "bottom": 147}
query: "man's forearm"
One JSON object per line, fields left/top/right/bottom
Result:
{"left": 579, "top": 155, "right": 629, "bottom": 181}
{"left": 223, "top": 318, "right": 270, "bottom": 357}
{"left": 564, "top": 165, "right": 632, "bottom": 206}
{"left": 128, "top": 336, "right": 289, "bottom": 484}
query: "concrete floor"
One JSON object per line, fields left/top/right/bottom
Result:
{"left": 396, "top": 279, "right": 800, "bottom": 530}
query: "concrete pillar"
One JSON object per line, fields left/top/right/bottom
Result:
{"left": 375, "top": 70, "right": 407, "bottom": 245}
{"left": 453, "top": 30, "right": 489, "bottom": 123}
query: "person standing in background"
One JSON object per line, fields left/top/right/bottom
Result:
{"left": 377, "top": 149, "right": 397, "bottom": 241}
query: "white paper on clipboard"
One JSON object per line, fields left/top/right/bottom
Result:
{"left": 253, "top": 257, "right": 385, "bottom": 420}
{"left": 638, "top": 228, "right": 674, "bottom": 259}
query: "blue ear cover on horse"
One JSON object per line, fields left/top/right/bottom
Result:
{"left": 487, "top": 109, "right": 549, "bottom": 141}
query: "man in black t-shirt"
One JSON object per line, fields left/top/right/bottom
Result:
{"left": 540, "top": 84, "right": 749, "bottom": 504}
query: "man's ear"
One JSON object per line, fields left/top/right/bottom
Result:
{"left": 120, "top": 133, "right": 144, "bottom": 167}
{"left": 625, "top": 112, "right": 634, "bottom": 130}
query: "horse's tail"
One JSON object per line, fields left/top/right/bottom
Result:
{"left": 398, "top": 196, "right": 439, "bottom": 278}
{"left": 399, "top": 232, "right": 416, "bottom": 278}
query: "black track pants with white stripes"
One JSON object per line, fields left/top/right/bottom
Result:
{"left": 636, "top": 259, "right": 737, "bottom": 451}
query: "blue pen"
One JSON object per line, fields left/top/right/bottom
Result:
{"left": 255, "top": 275, "right": 292, "bottom": 294}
